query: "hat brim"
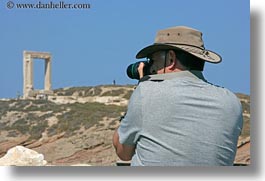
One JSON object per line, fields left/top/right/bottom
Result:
{"left": 136, "top": 44, "right": 222, "bottom": 63}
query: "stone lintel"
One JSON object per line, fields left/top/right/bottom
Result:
{"left": 23, "top": 51, "right": 51, "bottom": 59}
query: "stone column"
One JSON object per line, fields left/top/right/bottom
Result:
{"left": 44, "top": 57, "right": 52, "bottom": 91}
{"left": 23, "top": 52, "right": 33, "bottom": 98}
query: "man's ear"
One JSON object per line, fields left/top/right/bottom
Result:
{"left": 168, "top": 50, "right": 176, "bottom": 70}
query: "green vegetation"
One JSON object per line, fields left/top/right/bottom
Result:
{"left": 3, "top": 113, "right": 48, "bottom": 140}
{"left": 1, "top": 99, "right": 127, "bottom": 140}
{"left": 54, "top": 86, "right": 102, "bottom": 97}
{"left": 0, "top": 86, "right": 133, "bottom": 142}
{"left": 123, "top": 90, "right": 133, "bottom": 99}
{"left": 29, "top": 120, "right": 48, "bottom": 140}
{"left": 0, "top": 99, "right": 64, "bottom": 113}
{"left": 101, "top": 89, "right": 124, "bottom": 97}
{"left": 53, "top": 85, "right": 135, "bottom": 98}
{"left": 53, "top": 102, "right": 126, "bottom": 137}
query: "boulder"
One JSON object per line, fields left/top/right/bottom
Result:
{"left": 0, "top": 146, "right": 47, "bottom": 166}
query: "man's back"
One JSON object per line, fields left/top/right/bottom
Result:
{"left": 119, "top": 71, "right": 243, "bottom": 166}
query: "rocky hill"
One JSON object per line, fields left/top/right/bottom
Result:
{"left": 0, "top": 85, "right": 250, "bottom": 166}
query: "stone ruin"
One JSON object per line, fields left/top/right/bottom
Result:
{"left": 0, "top": 146, "right": 47, "bottom": 166}
{"left": 23, "top": 51, "right": 53, "bottom": 99}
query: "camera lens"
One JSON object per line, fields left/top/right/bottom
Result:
{"left": 126, "top": 61, "right": 151, "bottom": 80}
{"left": 126, "top": 62, "right": 141, "bottom": 80}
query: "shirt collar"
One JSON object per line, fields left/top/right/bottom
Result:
{"left": 139, "top": 70, "right": 207, "bottom": 82}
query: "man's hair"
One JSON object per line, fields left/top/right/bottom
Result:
{"left": 174, "top": 50, "right": 205, "bottom": 71}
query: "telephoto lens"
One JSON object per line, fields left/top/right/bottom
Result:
{"left": 126, "top": 61, "right": 150, "bottom": 80}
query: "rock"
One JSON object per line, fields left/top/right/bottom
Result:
{"left": 235, "top": 137, "right": 250, "bottom": 165}
{"left": 0, "top": 146, "right": 47, "bottom": 166}
{"left": 0, "top": 134, "right": 30, "bottom": 157}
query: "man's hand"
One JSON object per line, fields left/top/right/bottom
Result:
{"left": 137, "top": 62, "right": 145, "bottom": 79}
{"left": 113, "top": 128, "right": 135, "bottom": 161}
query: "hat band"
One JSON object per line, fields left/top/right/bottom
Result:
{"left": 157, "top": 43, "right": 214, "bottom": 60}
{"left": 182, "top": 46, "right": 214, "bottom": 60}
{"left": 159, "top": 43, "right": 204, "bottom": 50}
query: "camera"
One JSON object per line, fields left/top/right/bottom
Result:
{"left": 126, "top": 61, "right": 151, "bottom": 80}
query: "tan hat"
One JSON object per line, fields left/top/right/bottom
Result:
{"left": 136, "top": 26, "right": 222, "bottom": 63}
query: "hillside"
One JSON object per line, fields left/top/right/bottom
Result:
{"left": 0, "top": 85, "right": 250, "bottom": 166}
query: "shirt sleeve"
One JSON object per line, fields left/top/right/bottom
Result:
{"left": 118, "top": 86, "right": 143, "bottom": 145}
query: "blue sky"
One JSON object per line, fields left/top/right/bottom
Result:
{"left": 0, "top": 0, "right": 250, "bottom": 98}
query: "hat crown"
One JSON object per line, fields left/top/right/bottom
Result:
{"left": 155, "top": 26, "right": 205, "bottom": 49}
{"left": 136, "top": 25, "right": 222, "bottom": 63}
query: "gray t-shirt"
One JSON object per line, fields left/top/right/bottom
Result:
{"left": 118, "top": 71, "right": 243, "bottom": 166}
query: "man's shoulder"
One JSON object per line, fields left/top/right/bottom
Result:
{"left": 209, "top": 83, "right": 238, "bottom": 98}
{"left": 207, "top": 84, "right": 242, "bottom": 109}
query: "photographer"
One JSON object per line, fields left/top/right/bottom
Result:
{"left": 113, "top": 26, "right": 243, "bottom": 166}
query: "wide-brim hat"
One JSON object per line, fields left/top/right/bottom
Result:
{"left": 136, "top": 26, "right": 222, "bottom": 63}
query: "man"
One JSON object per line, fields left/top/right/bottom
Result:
{"left": 113, "top": 26, "right": 243, "bottom": 166}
